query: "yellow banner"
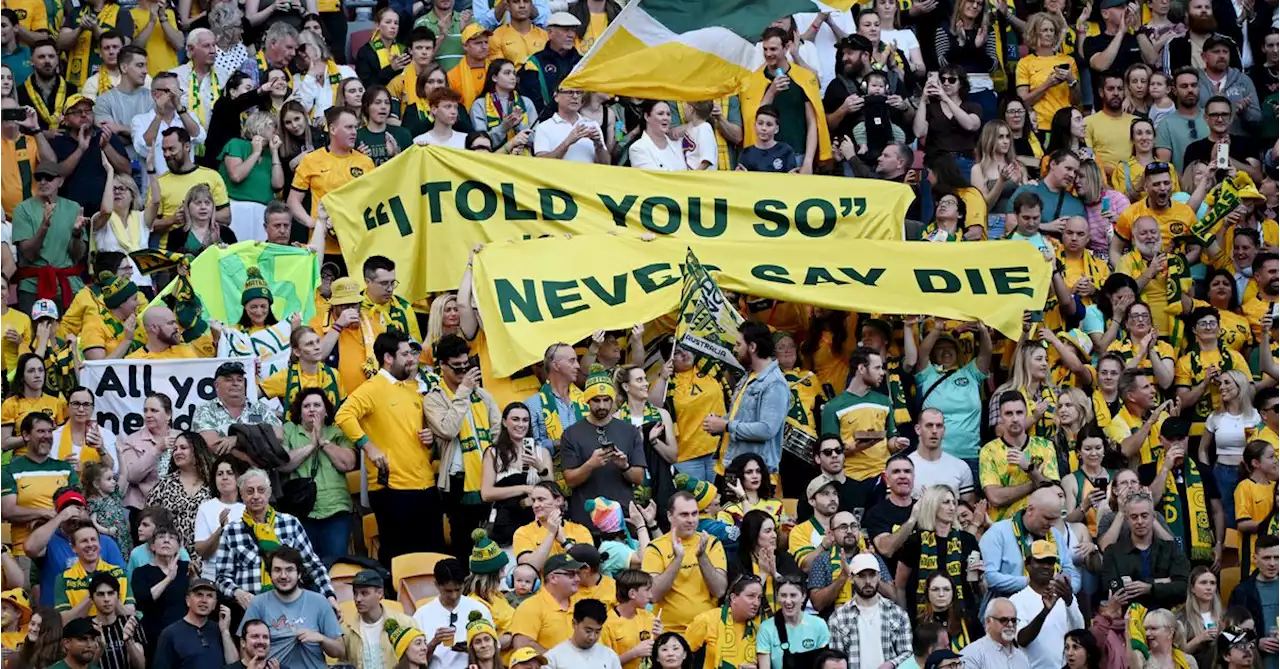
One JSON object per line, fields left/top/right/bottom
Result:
{"left": 323, "top": 146, "right": 911, "bottom": 300}
{"left": 473, "top": 235, "right": 1053, "bottom": 376}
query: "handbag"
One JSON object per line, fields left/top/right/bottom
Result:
{"left": 277, "top": 448, "right": 321, "bottom": 518}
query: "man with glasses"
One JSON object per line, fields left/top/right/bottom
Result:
{"left": 193, "top": 361, "right": 282, "bottom": 457}
{"left": 1137, "top": 417, "right": 1226, "bottom": 569}
{"left": 806, "top": 510, "right": 867, "bottom": 615}
{"left": 10, "top": 161, "right": 86, "bottom": 313}
{"left": 238, "top": 548, "right": 344, "bottom": 668}
{"left": 1100, "top": 488, "right": 1191, "bottom": 609}
{"left": 560, "top": 367, "right": 645, "bottom": 528}
{"left": 152, "top": 578, "right": 237, "bottom": 669}
{"left": 532, "top": 86, "right": 608, "bottom": 164}
{"left": 959, "top": 597, "right": 1029, "bottom": 669}
{"left": 1010, "top": 540, "right": 1084, "bottom": 669}
{"left": 410, "top": 558, "right": 491, "bottom": 669}
{"left": 1155, "top": 67, "right": 1209, "bottom": 176}
{"left": 512, "top": 553, "right": 585, "bottom": 653}
{"left": 1184, "top": 95, "right": 1264, "bottom": 182}
{"left": 424, "top": 333, "right": 502, "bottom": 559}
{"left": 827, "top": 552, "right": 912, "bottom": 667}
{"left": 356, "top": 255, "right": 423, "bottom": 363}
{"left": 1175, "top": 306, "right": 1251, "bottom": 435}
{"left": 1254, "top": 388, "right": 1278, "bottom": 447}
{"left": 797, "top": 436, "right": 861, "bottom": 520}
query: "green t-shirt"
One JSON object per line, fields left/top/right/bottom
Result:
{"left": 47, "top": 661, "right": 101, "bottom": 669}
{"left": 282, "top": 422, "right": 355, "bottom": 519}
{"left": 218, "top": 138, "right": 277, "bottom": 205}
{"left": 765, "top": 68, "right": 809, "bottom": 160}
{"left": 9, "top": 197, "right": 87, "bottom": 299}
{"left": 414, "top": 11, "right": 464, "bottom": 72}
{"left": 356, "top": 126, "right": 414, "bottom": 167}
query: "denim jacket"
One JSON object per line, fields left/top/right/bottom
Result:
{"left": 721, "top": 360, "right": 789, "bottom": 472}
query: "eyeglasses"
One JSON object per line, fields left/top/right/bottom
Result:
{"left": 1264, "top": 403, "right": 1279, "bottom": 413}
{"left": 372, "top": 278, "right": 399, "bottom": 290}
{"left": 1206, "top": 111, "right": 1231, "bottom": 119}
{"left": 1145, "top": 161, "right": 1170, "bottom": 171}
{"left": 831, "top": 522, "right": 854, "bottom": 532}
{"left": 940, "top": 76, "right": 960, "bottom": 83}
{"left": 989, "top": 616, "right": 1018, "bottom": 626}
{"left": 1195, "top": 319, "right": 1219, "bottom": 328}
{"left": 69, "top": 401, "right": 93, "bottom": 409}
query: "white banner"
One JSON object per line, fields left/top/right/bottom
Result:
{"left": 218, "top": 327, "right": 292, "bottom": 381}
{"left": 80, "top": 357, "right": 260, "bottom": 438}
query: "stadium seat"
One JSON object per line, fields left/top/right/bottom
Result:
{"left": 363, "top": 514, "right": 380, "bottom": 559}
{"left": 1220, "top": 565, "right": 1240, "bottom": 603}
{"left": 392, "top": 552, "right": 451, "bottom": 613}
{"left": 347, "top": 28, "right": 373, "bottom": 64}
{"left": 781, "top": 498, "right": 798, "bottom": 518}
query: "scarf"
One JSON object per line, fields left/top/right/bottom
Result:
{"left": 916, "top": 529, "right": 966, "bottom": 618}
{"left": 922, "top": 222, "right": 962, "bottom": 242}
{"left": 25, "top": 77, "right": 65, "bottom": 128}
{"left": 1021, "top": 384, "right": 1058, "bottom": 441}
{"left": 1011, "top": 510, "right": 1057, "bottom": 576}
{"left": 282, "top": 363, "right": 341, "bottom": 422}
{"left": 67, "top": 4, "right": 119, "bottom": 86}
{"left": 1164, "top": 251, "right": 1193, "bottom": 349}
{"left": 443, "top": 382, "right": 492, "bottom": 504}
{"left": 617, "top": 401, "right": 661, "bottom": 425}
{"left": 1186, "top": 341, "right": 1236, "bottom": 423}
{"left": 96, "top": 68, "right": 115, "bottom": 95}
{"left": 188, "top": 68, "right": 221, "bottom": 129}
{"left": 369, "top": 30, "right": 404, "bottom": 68}
{"left": 101, "top": 212, "right": 143, "bottom": 253}
{"left": 709, "top": 95, "right": 733, "bottom": 169}
{"left": 359, "top": 296, "right": 415, "bottom": 379}
{"left": 539, "top": 381, "right": 587, "bottom": 496}
{"left": 1156, "top": 456, "right": 1214, "bottom": 563}
{"left": 1058, "top": 247, "right": 1109, "bottom": 301}
{"left": 242, "top": 506, "right": 281, "bottom": 591}
{"left": 784, "top": 370, "right": 818, "bottom": 436}
{"left": 1024, "top": 128, "right": 1044, "bottom": 158}
{"left": 484, "top": 93, "right": 529, "bottom": 144}
{"left": 713, "top": 603, "right": 757, "bottom": 669}
{"left": 401, "top": 65, "right": 424, "bottom": 114}
{"left": 255, "top": 50, "right": 292, "bottom": 82}
{"left": 885, "top": 356, "right": 910, "bottom": 425}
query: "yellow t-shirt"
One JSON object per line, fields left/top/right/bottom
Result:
{"left": 3, "top": 0, "right": 48, "bottom": 33}
{"left": 640, "top": 533, "right": 727, "bottom": 635}
{"left": 1235, "top": 478, "right": 1277, "bottom": 568}
{"left": 1, "top": 308, "right": 32, "bottom": 377}
{"left": 130, "top": 8, "right": 179, "bottom": 75}
{"left": 156, "top": 167, "right": 230, "bottom": 218}
{"left": 125, "top": 335, "right": 215, "bottom": 360}
{"left": 1188, "top": 300, "right": 1253, "bottom": 354}
{"left": 1211, "top": 222, "right": 1279, "bottom": 270}
{"left": 334, "top": 371, "right": 435, "bottom": 491}
{"left": 1015, "top": 55, "right": 1077, "bottom": 131}
{"left": 291, "top": 148, "right": 375, "bottom": 255}
{"left": 1105, "top": 337, "right": 1176, "bottom": 386}
{"left": 1104, "top": 406, "right": 1167, "bottom": 465}
{"left": 978, "top": 435, "right": 1062, "bottom": 521}
{"left": 61, "top": 286, "right": 102, "bottom": 339}
{"left": 576, "top": 12, "right": 608, "bottom": 54}
{"left": 1113, "top": 198, "right": 1198, "bottom": 250}
{"left": 508, "top": 587, "right": 574, "bottom": 651}
{"left": 488, "top": 23, "right": 548, "bottom": 65}
{"left": 510, "top": 519, "right": 593, "bottom": 561}
{"left": 1084, "top": 111, "right": 1136, "bottom": 169}
{"left": 308, "top": 311, "right": 367, "bottom": 399}
{"left": 1173, "top": 346, "right": 1251, "bottom": 432}
{"left": 1, "top": 394, "right": 67, "bottom": 455}
{"left": 601, "top": 607, "right": 657, "bottom": 669}
{"left": 669, "top": 369, "right": 726, "bottom": 463}
{"left": 1115, "top": 251, "right": 1173, "bottom": 336}
{"left": 1109, "top": 157, "right": 1182, "bottom": 196}
{"left": 1241, "top": 295, "right": 1277, "bottom": 342}
{"left": 573, "top": 574, "right": 616, "bottom": 608}
{"left": 446, "top": 62, "right": 488, "bottom": 113}
{"left": 686, "top": 606, "right": 758, "bottom": 669}
{"left": 810, "top": 318, "right": 859, "bottom": 400}
{"left": 2, "top": 135, "right": 39, "bottom": 218}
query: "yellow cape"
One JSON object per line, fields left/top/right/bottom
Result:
{"left": 739, "top": 65, "right": 832, "bottom": 162}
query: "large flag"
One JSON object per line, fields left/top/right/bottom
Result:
{"left": 561, "top": 0, "right": 855, "bottom": 100}
{"left": 674, "top": 247, "right": 745, "bottom": 371}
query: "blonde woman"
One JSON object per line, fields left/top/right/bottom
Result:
{"left": 423, "top": 293, "right": 461, "bottom": 366}
{"left": 969, "top": 121, "right": 1025, "bottom": 238}
{"left": 1178, "top": 567, "right": 1223, "bottom": 669}
{"left": 1139, "top": 609, "right": 1198, "bottom": 669}
{"left": 1075, "top": 158, "right": 1130, "bottom": 258}
{"left": 1053, "top": 386, "right": 1094, "bottom": 473}
{"left": 892, "top": 485, "right": 983, "bottom": 627}
{"left": 292, "top": 31, "right": 357, "bottom": 121}
{"left": 991, "top": 340, "right": 1060, "bottom": 441}
{"left": 1122, "top": 63, "right": 1152, "bottom": 116}
{"left": 220, "top": 110, "right": 285, "bottom": 243}
{"left": 1015, "top": 12, "right": 1079, "bottom": 140}
{"left": 158, "top": 183, "right": 236, "bottom": 253}
{"left": 1109, "top": 118, "right": 1180, "bottom": 202}
{"left": 1199, "top": 369, "right": 1258, "bottom": 523}
{"left": 93, "top": 155, "right": 151, "bottom": 288}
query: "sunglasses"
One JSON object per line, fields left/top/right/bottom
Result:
{"left": 819, "top": 448, "right": 843, "bottom": 457}
{"left": 940, "top": 76, "right": 960, "bottom": 83}
{"left": 1187, "top": 118, "right": 1199, "bottom": 140}
{"left": 33, "top": 173, "right": 57, "bottom": 182}
{"left": 989, "top": 616, "right": 1017, "bottom": 626}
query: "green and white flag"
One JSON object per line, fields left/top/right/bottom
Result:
{"left": 674, "top": 247, "right": 744, "bottom": 371}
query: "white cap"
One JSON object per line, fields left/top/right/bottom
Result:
{"left": 546, "top": 11, "right": 582, "bottom": 27}
{"left": 850, "top": 553, "right": 880, "bottom": 575}
{"left": 30, "top": 299, "right": 59, "bottom": 321}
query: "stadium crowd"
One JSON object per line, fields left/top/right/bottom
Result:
{"left": 0, "top": 0, "right": 1278, "bottom": 666}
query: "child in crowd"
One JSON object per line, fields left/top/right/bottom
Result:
{"left": 1147, "top": 71, "right": 1176, "bottom": 127}
{"left": 737, "top": 105, "right": 796, "bottom": 173}
{"left": 682, "top": 101, "right": 719, "bottom": 170}
{"left": 852, "top": 71, "right": 906, "bottom": 159}
{"left": 506, "top": 563, "right": 539, "bottom": 608}
{"left": 83, "top": 461, "right": 132, "bottom": 556}
{"left": 125, "top": 507, "right": 191, "bottom": 577}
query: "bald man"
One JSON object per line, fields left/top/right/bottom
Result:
{"left": 978, "top": 486, "right": 1081, "bottom": 601}
{"left": 960, "top": 597, "right": 1030, "bottom": 669}
{"left": 126, "top": 306, "right": 221, "bottom": 359}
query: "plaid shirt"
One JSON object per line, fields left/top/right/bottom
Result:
{"left": 192, "top": 397, "right": 282, "bottom": 437}
{"left": 827, "top": 595, "right": 914, "bottom": 669}
{"left": 211, "top": 509, "right": 335, "bottom": 600}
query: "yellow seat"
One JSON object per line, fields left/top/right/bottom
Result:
{"left": 330, "top": 562, "right": 364, "bottom": 582}
{"left": 363, "top": 514, "right": 380, "bottom": 559}
{"left": 781, "top": 498, "right": 798, "bottom": 518}
{"left": 346, "top": 470, "right": 362, "bottom": 496}
{"left": 1220, "top": 565, "right": 1241, "bottom": 603}
{"left": 414, "top": 596, "right": 438, "bottom": 610}
{"left": 392, "top": 552, "right": 451, "bottom": 613}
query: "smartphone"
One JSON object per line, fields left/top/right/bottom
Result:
{"left": 1216, "top": 143, "right": 1231, "bottom": 170}
{"left": 1091, "top": 477, "right": 1109, "bottom": 491}
{"left": 1054, "top": 63, "right": 1070, "bottom": 72}
{"left": 725, "top": 473, "right": 739, "bottom": 489}
{"left": 0, "top": 108, "right": 23, "bottom": 122}
{"left": 522, "top": 437, "right": 536, "bottom": 459}
{"left": 1100, "top": 198, "right": 1110, "bottom": 217}
{"left": 1028, "top": 310, "right": 1044, "bottom": 323}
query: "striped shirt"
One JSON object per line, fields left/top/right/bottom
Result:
{"left": 94, "top": 614, "right": 146, "bottom": 669}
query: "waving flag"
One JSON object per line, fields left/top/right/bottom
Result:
{"left": 674, "top": 247, "right": 744, "bottom": 371}
{"left": 561, "top": 0, "right": 856, "bottom": 100}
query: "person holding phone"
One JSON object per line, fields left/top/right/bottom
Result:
{"left": 1015, "top": 13, "right": 1079, "bottom": 143}
{"left": 479, "top": 403, "right": 553, "bottom": 547}
{"left": 559, "top": 369, "right": 646, "bottom": 529}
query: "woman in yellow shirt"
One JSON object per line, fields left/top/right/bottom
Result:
{"left": 801, "top": 309, "right": 857, "bottom": 401}
{"left": 685, "top": 577, "right": 763, "bottom": 669}
{"left": 1235, "top": 440, "right": 1277, "bottom": 575}
{"left": 259, "top": 326, "right": 344, "bottom": 424}
{"left": 1, "top": 353, "right": 67, "bottom": 456}
{"left": 1109, "top": 117, "right": 1180, "bottom": 201}
{"left": 1196, "top": 269, "right": 1254, "bottom": 354}
{"left": 1015, "top": 12, "right": 1079, "bottom": 142}
{"left": 718, "top": 453, "right": 783, "bottom": 525}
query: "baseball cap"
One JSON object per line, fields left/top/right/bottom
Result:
{"left": 352, "top": 569, "right": 384, "bottom": 589}
{"left": 1203, "top": 34, "right": 1234, "bottom": 52}
{"left": 62, "top": 617, "right": 97, "bottom": 639}
{"left": 542, "top": 554, "right": 585, "bottom": 577}
{"left": 54, "top": 489, "right": 87, "bottom": 511}
{"left": 461, "top": 24, "right": 492, "bottom": 42}
{"left": 33, "top": 163, "right": 59, "bottom": 179}
{"left": 838, "top": 34, "right": 873, "bottom": 53}
{"left": 567, "top": 544, "right": 601, "bottom": 569}
{"left": 1160, "top": 417, "right": 1191, "bottom": 440}
{"left": 1099, "top": 0, "right": 1126, "bottom": 9}
{"left": 546, "top": 11, "right": 582, "bottom": 27}
{"left": 1029, "top": 539, "right": 1059, "bottom": 562}
{"left": 62, "top": 93, "right": 92, "bottom": 113}
{"left": 924, "top": 649, "right": 964, "bottom": 669}
{"left": 805, "top": 475, "right": 839, "bottom": 500}
{"left": 850, "top": 552, "right": 880, "bottom": 574}
{"left": 215, "top": 361, "right": 246, "bottom": 378}
{"left": 187, "top": 578, "right": 217, "bottom": 594}
{"left": 30, "top": 299, "right": 59, "bottom": 322}
{"left": 509, "top": 648, "right": 548, "bottom": 666}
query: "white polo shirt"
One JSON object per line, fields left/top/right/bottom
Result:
{"left": 533, "top": 113, "right": 602, "bottom": 163}
{"left": 411, "top": 595, "right": 492, "bottom": 669}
